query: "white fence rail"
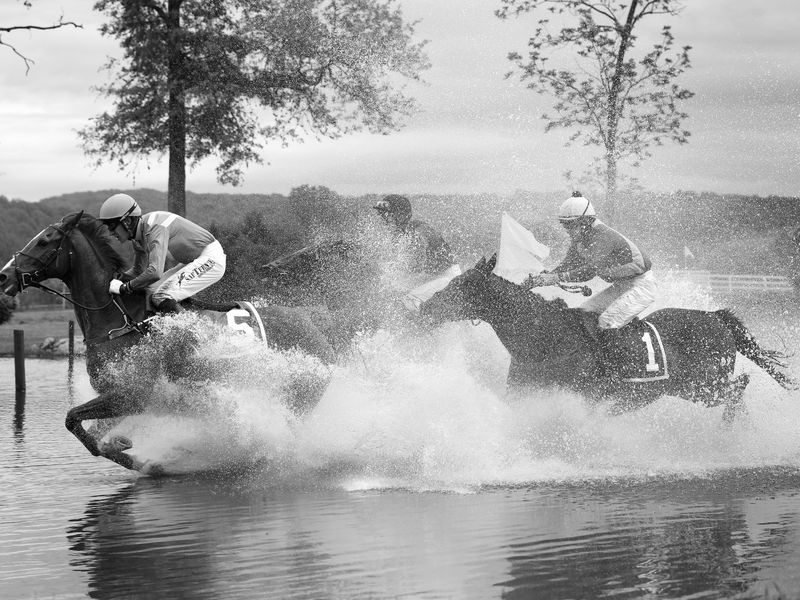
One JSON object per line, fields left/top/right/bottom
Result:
{"left": 675, "top": 270, "right": 794, "bottom": 293}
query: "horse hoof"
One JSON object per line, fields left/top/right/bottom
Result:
{"left": 142, "top": 461, "right": 165, "bottom": 477}
{"left": 110, "top": 435, "right": 133, "bottom": 451}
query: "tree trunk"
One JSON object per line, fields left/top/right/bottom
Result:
{"left": 604, "top": 0, "right": 638, "bottom": 225}
{"left": 605, "top": 151, "right": 618, "bottom": 225}
{"left": 166, "top": 0, "right": 186, "bottom": 216}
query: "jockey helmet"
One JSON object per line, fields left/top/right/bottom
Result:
{"left": 374, "top": 194, "right": 412, "bottom": 228}
{"left": 99, "top": 193, "right": 141, "bottom": 223}
{"left": 558, "top": 191, "right": 596, "bottom": 223}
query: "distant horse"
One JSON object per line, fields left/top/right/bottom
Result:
{"left": 0, "top": 212, "right": 338, "bottom": 470}
{"left": 419, "top": 255, "right": 793, "bottom": 413}
{"left": 262, "top": 238, "right": 416, "bottom": 341}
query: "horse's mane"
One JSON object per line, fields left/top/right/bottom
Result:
{"left": 67, "top": 212, "right": 128, "bottom": 272}
{"left": 486, "top": 271, "right": 570, "bottom": 312}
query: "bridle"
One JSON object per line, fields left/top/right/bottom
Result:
{"left": 12, "top": 220, "right": 147, "bottom": 341}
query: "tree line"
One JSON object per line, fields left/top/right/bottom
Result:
{"left": 3, "top": 187, "right": 799, "bottom": 306}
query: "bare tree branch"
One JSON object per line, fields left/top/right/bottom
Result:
{"left": 1, "top": 15, "right": 82, "bottom": 74}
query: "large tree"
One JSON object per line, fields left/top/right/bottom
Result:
{"left": 79, "top": 0, "right": 429, "bottom": 216}
{"left": 1, "top": 1, "right": 82, "bottom": 73}
{"left": 496, "top": 0, "right": 692, "bottom": 220}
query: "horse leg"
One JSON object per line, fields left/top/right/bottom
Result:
{"left": 65, "top": 391, "right": 147, "bottom": 470}
{"left": 722, "top": 373, "right": 750, "bottom": 424}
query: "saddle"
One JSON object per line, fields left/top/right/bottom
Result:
{"left": 577, "top": 313, "right": 669, "bottom": 382}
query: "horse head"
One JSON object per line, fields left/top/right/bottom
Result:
{"left": 419, "top": 254, "right": 498, "bottom": 325}
{"left": 0, "top": 211, "right": 87, "bottom": 296}
{"left": 0, "top": 211, "right": 130, "bottom": 296}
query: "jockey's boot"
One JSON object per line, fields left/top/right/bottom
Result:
{"left": 156, "top": 297, "right": 181, "bottom": 315}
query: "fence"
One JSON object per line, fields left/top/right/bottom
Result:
{"left": 674, "top": 270, "right": 795, "bottom": 293}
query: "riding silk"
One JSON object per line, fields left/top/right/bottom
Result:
{"left": 126, "top": 211, "right": 226, "bottom": 304}
{"left": 555, "top": 220, "right": 651, "bottom": 284}
{"left": 553, "top": 219, "right": 656, "bottom": 329}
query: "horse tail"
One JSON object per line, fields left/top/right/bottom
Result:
{"left": 714, "top": 309, "right": 795, "bottom": 389}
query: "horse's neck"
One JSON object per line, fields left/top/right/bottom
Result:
{"left": 66, "top": 235, "right": 142, "bottom": 342}
{"left": 482, "top": 277, "right": 586, "bottom": 359}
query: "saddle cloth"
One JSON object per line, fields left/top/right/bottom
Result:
{"left": 203, "top": 301, "right": 267, "bottom": 342}
{"left": 607, "top": 319, "right": 669, "bottom": 382}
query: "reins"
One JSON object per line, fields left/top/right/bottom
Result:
{"left": 14, "top": 218, "right": 149, "bottom": 346}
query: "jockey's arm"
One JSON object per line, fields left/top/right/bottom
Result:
{"left": 125, "top": 225, "right": 170, "bottom": 291}
{"left": 551, "top": 243, "right": 596, "bottom": 283}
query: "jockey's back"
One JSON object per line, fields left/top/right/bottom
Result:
{"left": 137, "top": 211, "right": 217, "bottom": 266}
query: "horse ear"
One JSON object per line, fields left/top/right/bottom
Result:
{"left": 475, "top": 256, "right": 486, "bottom": 270}
{"left": 487, "top": 253, "right": 498, "bottom": 271}
{"left": 65, "top": 210, "right": 84, "bottom": 228}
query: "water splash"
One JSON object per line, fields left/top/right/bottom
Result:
{"left": 94, "top": 278, "right": 800, "bottom": 490}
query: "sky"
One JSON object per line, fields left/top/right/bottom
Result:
{"left": 0, "top": 0, "right": 798, "bottom": 203}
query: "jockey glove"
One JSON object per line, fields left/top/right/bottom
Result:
{"left": 109, "top": 279, "right": 131, "bottom": 295}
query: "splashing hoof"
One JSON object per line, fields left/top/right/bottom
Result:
{"left": 109, "top": 435, "right": 133, "bottom": 451}
{"left": 141, "top": 461, "right": 165, "bottom": 477}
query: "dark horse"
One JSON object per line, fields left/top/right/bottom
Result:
{"left": 420, "top": 255, "right": 793, "bottom": 413}
{"left": 0, "top": 212, "right": 339, "bottom": 471}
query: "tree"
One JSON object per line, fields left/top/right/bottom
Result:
{"left": 79, "top": 0, "right": 430, "bottom": 216}
{"left": 496, "top": 0, "right": 693, "bottom": 221}
{"left": 1, "top": 1, "right": 82, "bottom": 73}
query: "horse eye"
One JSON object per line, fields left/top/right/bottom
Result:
{"left": 37, "top": 237, "right": 50, "bottom": 246}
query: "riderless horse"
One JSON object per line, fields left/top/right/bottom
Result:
{"left": 0, "top": 211, "right": 339, "bottom": 470}
{"left": 419, "top": 255, "right": 793, "bottom": 414}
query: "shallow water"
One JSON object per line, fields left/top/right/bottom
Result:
{"left": 3, "top": 285, "right": 800, "bottom": 599}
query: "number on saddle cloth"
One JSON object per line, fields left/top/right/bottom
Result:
{"left": 604, "top": 320, "right": 669, "bottom": 382}
{"left": 223, "top": 301, "right": 266, "bottom": 342}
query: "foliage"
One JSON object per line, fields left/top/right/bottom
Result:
{"left": 3, "top": 188, "right": 800, "bottom": 302}
{"left": 205, "top": 185, "right": 363, "bottom": 302}
{"left": 0, "top": 293, "right": 15, "bottom": 325}
{"left": 79, "top": 0, "right": 430, "bottom": 215}
{"left": 496, "top": 0, "right": 693, "bottom": 219}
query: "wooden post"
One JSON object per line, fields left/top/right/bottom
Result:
{"left": 68, "top": 320, "right": 75, "bottom": 370}
{"left": 14, "top": 329, "right": 26, "bottom": 392}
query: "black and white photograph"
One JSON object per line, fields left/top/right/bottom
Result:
{"left": 2, "top": 1, "right": 800, "bottom": 598}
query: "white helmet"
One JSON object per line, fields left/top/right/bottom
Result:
{"left": 558, "top": 192, "right": 596, "bottom": 222}
{"left": 99, "top": 193, "right": 141, "bottom": 222}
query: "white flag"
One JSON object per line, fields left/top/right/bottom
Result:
{"left": 401, "top": 264, "right": 463, "bottom": 312}
{"left": 493, "top": 212, "right": 550, "bottom": 284}
{"left": 683, "top": 246, "right": 695, "bottom": 260}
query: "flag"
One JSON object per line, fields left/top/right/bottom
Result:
{"left": 401, "top": 264, "right": 463, "bottom": 312}
{"left": 492, "top": 212, "right": 550, "bottom": 284}
{"left": 683, "top": 246, "right": 695, "bottom": 260}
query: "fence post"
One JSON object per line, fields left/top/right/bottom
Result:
{"left": 14, "top": 329, "right": 26, "bottom": 393}
{"left": 68, "top": 320, "right": 75, "bottom": 371}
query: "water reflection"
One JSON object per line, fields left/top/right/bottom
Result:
{"left": 67, "top": 480, "right": 221, "bottom": 599}
{"left": 499, "top": 475, "right": 800, "bottom": 599}
{"left": 14, "top": 390, "right": 25, "bottom": 439}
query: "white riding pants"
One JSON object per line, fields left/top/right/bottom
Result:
{"left": 580, "top": 270, "right": 658, "bottom": 329}
{"left": 151, "top": 240, "right": 227, "bottom": 304}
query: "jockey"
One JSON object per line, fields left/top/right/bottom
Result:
{"left": 525, "top": 191, "right": 657, "bottom": 331}
{"left": 98, "top": 193, "right": 227, "bottom": 314}
{"left": 373, "top": 194, "right": 456, "bottom": 275}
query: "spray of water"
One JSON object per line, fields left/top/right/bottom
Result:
{"left": 94, "top": 273, "right": 800, "bottom": 490}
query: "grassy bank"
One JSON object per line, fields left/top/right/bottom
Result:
{"left": 0, "top": 308, "right": 75, "bottom": 356}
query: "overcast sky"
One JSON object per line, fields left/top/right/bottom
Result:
{"left": 1, "top": 0, "right": 798, "bottom": 203}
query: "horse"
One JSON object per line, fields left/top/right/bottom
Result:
{"left": 419, "top": 255, "right": 793, "bottom": 414}
{"left": 261, "top": 237, "right": 427, "bottom": 341}
{"left": 0, "top": 211, "right": 340, "bottom": 470}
